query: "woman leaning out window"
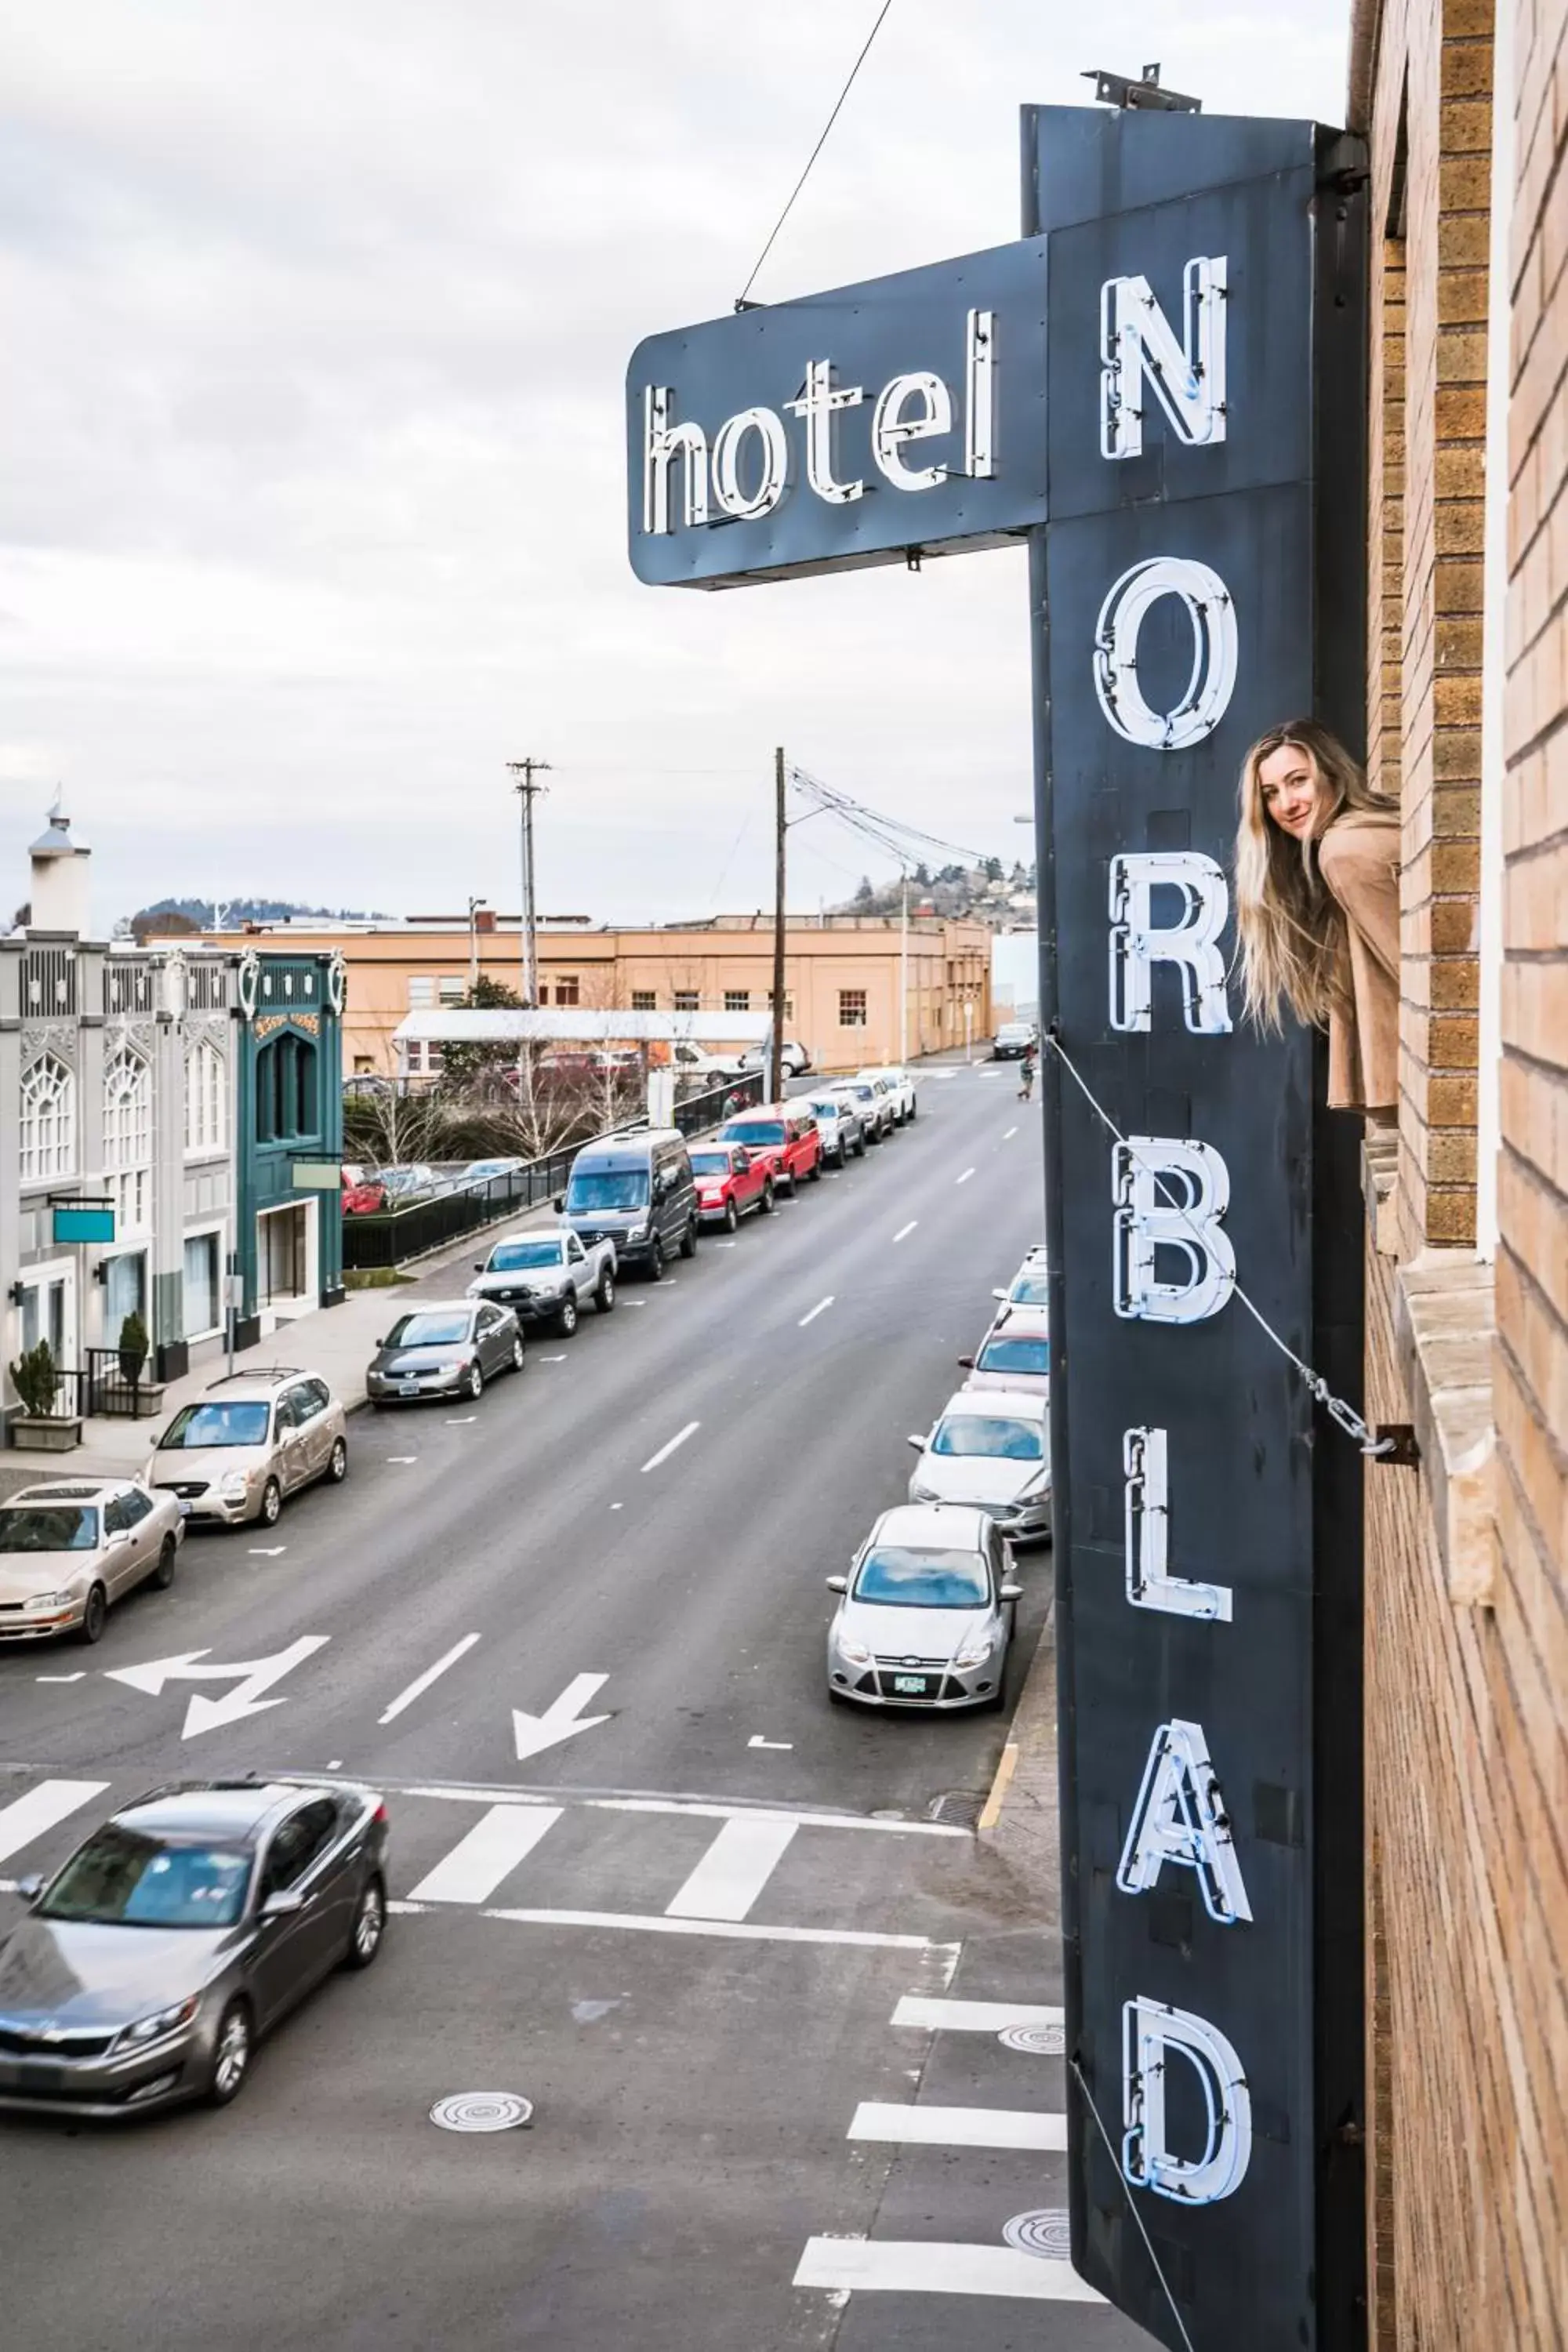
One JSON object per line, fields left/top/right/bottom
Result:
{"left": 1233, "top": 719, "right": 1400, "bottom": 1121}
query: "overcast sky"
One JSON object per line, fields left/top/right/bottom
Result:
{"left": 0, "top": 1, "right": 1348, "bottom": 933}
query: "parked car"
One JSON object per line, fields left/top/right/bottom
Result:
{"left": 959, "top": 1305, "right": 1051, "bottom": 1398}
{"left": 560, "top": 1127, "right": 697, "bottom": 1278}
{"left": 800, "top": 1093, "right": 865, "bottom": 1167}
{"left": 146, "top": 1369, "right": 348, "bottom": 1530}
{"left": 459, "top": 1157, "right": 524, "bottom": 1187}
{"left": 739, "top": 1040, "right": 812, "bottom": 1077}
{"left": 341, "top": 1167, "right": 387, "bottom": 1216}
{"left": 826, "top": 1504, "right": 1021, "bottom": 1711}
{"left": 993, "top": 1265, "right": 1051, "bottom": 1308}
{"left": 0, "top": 1777, "right": 389, "bottom": 2118}
{"left": 906, "top": 1388, "right": 1052, "bottom": 1542}
{"left": 688, "top": 1142, "right": 775, "bottom": 1229}
{"left": 669, "top": 1042, "right": 747, "bottom": 1082}
{"left": 718, "top": 1105, "right": 822, "bottom": 1194}
{"left": 368, "top": 1299, "right": 524, "bottom": 1405}
{"left": 992, "top": 1022, "right": 1037, "bottom": 1061}
{"left": 467, "top": 1228, "right": 617, "bottom": 1333}
{"left": 377, "top": 1163, "right": 440, "bottom": 1204}
{"left": 828, "top": 1079, "right": 892, "bottom": 1142}
{"left": 855, "top": 1064, "right": 917, "bottom": 1123}
{"left": 0, "top": 1480, "right": 183, "bottom": 1647}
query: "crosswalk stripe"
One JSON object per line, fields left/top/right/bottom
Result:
{"left": 891, "top": 1995, "right": 1065, "bottom": 2032}
{"left": 666, "top": 1813, "right": 799, "bottom": 1922}
{"left": 406, "top": 1803, "right": 562, "bottom": 1904}
{"left": 848, "top": 2101, "right": 1068, "bottom": 2151}
{"left": 793, "top": 2238, "right": 1104, "bottom": 2303}
{"left": 0, "top": 1778, "right": 108, "bottom": 1866}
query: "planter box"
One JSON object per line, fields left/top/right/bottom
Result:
{"left": 10, "top": 1414, "right": 83, "bottom": 1454}
{"left": 96, "top": 1380, "right": 166, "bottom": 1421}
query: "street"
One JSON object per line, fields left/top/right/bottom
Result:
{"left": 1, "top": 1062, "right": 1150, "bottom": 2352}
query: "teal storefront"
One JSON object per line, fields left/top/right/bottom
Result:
{"left": 233, "top": 949, "right": 344, "bottom": 1347}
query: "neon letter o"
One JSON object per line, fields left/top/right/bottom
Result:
{"left": 1093, "top": 557, "right": 1238, "bottom": 751}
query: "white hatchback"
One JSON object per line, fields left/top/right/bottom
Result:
{"left": 855, "top": 1065, "right": 916, "bottom": 1123}
{"left": 906, "top": 1388, "right": 1051, "bottom": 1542}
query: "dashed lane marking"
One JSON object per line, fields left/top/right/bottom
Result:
{"left": 798, "top": 1295, "right": 835, "bottom": 1327}
{"left": 892, "top": 1220, "right": 918, "bottom": 1243}
{"left": 641, "top": 1420, "right": 699, "bottom": 1473}
{"left": 955, "top": 1167, "right": 976, "bottom": 1185}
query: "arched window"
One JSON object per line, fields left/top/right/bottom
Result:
{"left": 103, "top": 1049, "right": 151, "bottom": 1232}
{"left": 19, "top": 1054, "right": 76, "bottom": 1183}
{"left": 185, "top": 1039, "right": 227, "bottom": 1155}
{"left": 256, "top": 1033, "right": 317, "bottom": 1143}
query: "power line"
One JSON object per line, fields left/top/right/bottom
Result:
{"left": 735, "top": 0, "right": 895, "bottom": 310}
{"left": 786, "top": 761, "right": 993, "bottom": 872}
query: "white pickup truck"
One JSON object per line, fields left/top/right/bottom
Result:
{"left": 466, "top": 1227, "right": 617, "bottom": 1337}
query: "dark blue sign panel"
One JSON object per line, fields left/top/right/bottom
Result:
{"left": 626, "top": 240, "right": 1047, "bottom": 588}
{"left": 1027, "top": 106, "right": 1363, "bottom": 2347}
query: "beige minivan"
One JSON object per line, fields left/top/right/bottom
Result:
{"left": 147, "top": 1368, "right": 348, "bottom": 1530}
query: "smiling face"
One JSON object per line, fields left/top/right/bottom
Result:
{"left": 1257, "top": 741, "right": 1323, "bottom": 840}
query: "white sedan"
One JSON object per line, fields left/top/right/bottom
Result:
{"left": 907, "top": 1388, "right": 1052, "bottom": 1542}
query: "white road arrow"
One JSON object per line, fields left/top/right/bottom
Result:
{"left": 105, "top": 1636, "right": 330, "bottom": 1739}
{"left": 512, "top": 1672, "right": 612, "bottom": 1764}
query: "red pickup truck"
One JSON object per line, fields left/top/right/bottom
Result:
{"left": 718, "top": 1105, "right": 823, "bottom": 1196}
{"left": 688, "top": 1142, "right": 776, "bottom": 1230}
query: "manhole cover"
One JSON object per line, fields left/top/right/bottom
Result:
{"left": 429, "top": 2092, "right": 534, "bottom": 2134}
{"left": 1003, "top": 2209, "right": 1072, "bottom": 2261}
{"left": 928, "top": 1790, "right": 987, "bottom": 1828}
{"left": 999, "top": 2021, "right": 1065, "bottom": 2055}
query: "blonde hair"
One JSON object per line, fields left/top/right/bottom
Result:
{"left": 1234, "top": 719, "right": 1394, "bottom": 1033}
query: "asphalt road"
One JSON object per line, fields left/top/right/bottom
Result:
{"left": 0, "top": 1059, "right": 1153, "bottom": 2352}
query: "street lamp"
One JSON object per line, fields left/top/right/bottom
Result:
{"left": 467, "top": 897, "right": 488, "bottom": 992}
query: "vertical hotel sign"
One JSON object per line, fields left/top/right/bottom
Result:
{"left": 626, "top": 103, "right": 1365, "bottom": 2348}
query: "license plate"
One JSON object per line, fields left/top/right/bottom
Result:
{"left": 0, "top": 2059, "right": 63, "bottom": 2093}
{"left": 891, "top": 1674, "right": 932, "bottom": 1696}
{"left": 177, "top": 1501, "right": 192, "bottom": 1517}
{"left": 398, "top": 1381, "right": 419, "bottom": 1396}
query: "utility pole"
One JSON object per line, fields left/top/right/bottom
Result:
{"left": 898, "top": 867, "right": 909, "bottom": 1065}
{"left": 506, "top": 758, "right": 552, "bottom": 1008}
{"left": 771, "top": 746, "right": 787, "bottom": 1102}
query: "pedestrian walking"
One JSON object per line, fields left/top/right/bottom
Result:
{"left": 1018, "top": 1046, "right": 1036, "bottom": 1102}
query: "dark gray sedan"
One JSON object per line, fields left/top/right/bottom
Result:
{"left": 366, "top": 1298, "right": 524, "bottom": 1405}
{"left": 0, "top": 1779, "right": 388, "bottom": 2119}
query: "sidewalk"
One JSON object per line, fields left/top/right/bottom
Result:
{"left": 0, "top": 1196, "right": 559, "bottom": 1497}
{"left": 978, "top": 1596, "right": 1062, "bottom": 1933}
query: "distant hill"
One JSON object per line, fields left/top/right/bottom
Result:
{"left": 125, "top": 896, "right": 391, "bottom": 940}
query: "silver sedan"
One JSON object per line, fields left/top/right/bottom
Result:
{"left": 366, "top": 1298, "right": 524, "bottom": 1404}
{"left": 826, "top": 1502, "right": 1021, "bottom": 1711}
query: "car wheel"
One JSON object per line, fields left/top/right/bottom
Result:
{"left": 724, "top": 1198, "right": 739, "bottom": 1232}
{"left": 78, "top": 1581, "right": 108, "bottom": 1645}
{"left": 259, "top": 1477, "right": 282, "bottom": 1529}
{"left": 759, "top": 1180, "right": 775, "bottom": 1214}
{"left": 595, "top": 1272, "right": 615, "bottom": 1315}
{"left": 510, "top": 1334, "right": 527, "bottom": 1372}
{"left": 557, "top": 1294, "right": 579, "bottom": 1338}
{"left": 680, "top": 1218, "right": 697, "bottom": 1259}
{"left": 152, "top": 1535, "right": 177, "bottom": 1591}
{"left": 908, "top": 1098, "right": 917, "bottom": 1120}
{"left": 807, "top": 1156, "right": 822, "bottom": 1181}
{"left": 648, "top": 1234, "right": 665, "bottom": 1279}
{"left": 343, "top": 1875, "right": 386, "bottom": 1970}
{"left": 206, "top": 2000, "right": 252, "bottom": 2106}
{"left": 465, "top": 1359, "right": 484, "bottom": 1399}
{"left": 326, "top": 1436, "right": 348, "bottom": 1485}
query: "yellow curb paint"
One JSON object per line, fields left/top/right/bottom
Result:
{"left": 978, "top": 1740, "right": 1019, "bottom": 1833}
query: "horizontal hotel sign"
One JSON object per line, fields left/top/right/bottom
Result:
{"left": 626, "top": 239, "right": 1047, "bottom": 588}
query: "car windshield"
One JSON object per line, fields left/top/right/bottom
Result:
{"left": 1009, "top": 1276, "right": 1051, "bottom": 1305}
{"left": 854, "top": 1546, "right": 990, "bottom": 1607}
{"left": 488, "top": 1240, "right": 564, "bottom": 1270}
{"left": 723, "top": 1122, "right": 785, "bottom": 1147}
{"left": 383, "top": 1311, "right": 472, "bottom": 1348}
{"left": 40, "top": 1825, "right": 252, "bottom": 1929}
{"left": 805, "top": 1102, "right": 839, "bottom": 1122}
{"left": 566, "top": 1171, "right": 648, "bottom": 1211}
{"left": 0, "top": 1506, "right": 100, "bottom": 1553}
{"left": 978, "top": 1337, "right": 1051, "bottom": 1374}
{"left": 840, "top": 1086, "right": 874, "bottom": 1103}
{"left": 158, "top": 1401, "right": 270, "bottom": 1450}
{"left": 689, "top": 1152, "right": 731, "bottom": 1178}
{"left": 931, "top": 1414, "right": 1044, "bottom": 1461}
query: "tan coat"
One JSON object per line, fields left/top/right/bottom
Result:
{"left": 1316, "top": 811, "right": 1400, "bottom": 1112}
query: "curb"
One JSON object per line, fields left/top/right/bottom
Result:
{"left": 978, "top": 1599, "right": 1061, "bottom": 1900}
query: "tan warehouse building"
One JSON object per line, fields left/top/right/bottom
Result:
{"left": 182, "top": 913, "right": 994, "bottom": 1079}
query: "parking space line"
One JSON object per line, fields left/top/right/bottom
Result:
{"left": 892, "top": 1220, "right": 918, "bottom": 1243}
{"left": 0, "top": 1778, "right": 109, "bottom": 1864}
{"left": 848, "top": 2101, "right": 1067, "bottom": 2151}
{"left": 666, "top": 1814, "right": 799, "bottom": 1922}
{"left": 798, "top": 1295, "right": 834, "bottom": 1327}
{"left": 407, "top": 1802, "right": 562, "bottom": 1904}
{"left": 793, "top": 2239, "right": 1103, "bottom": 2303}
{"left": 891, "top": 1995, "right": 1065, "bottom": 2032}
{"left": 641, "top": 1420, "right": 699, "bottom": 1472}
{"left": 377, "top": 1633, "right": 481, "bottom": 1726}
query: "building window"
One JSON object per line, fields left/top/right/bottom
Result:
{"left": 256, "top": 1033, "right": 318, "bottom": 1143}
{"left": 183, "top": 1232, "right": 221, "bottom": 1338}
{"left": 555, "top": 976, "right": 580, "bottom": 1007}
{"left": 104, "top": 1049, "right": 152, "bottom": 1234}
{"left": 408, "top": 976, "right": 435, "bottom": 1007}
{"left": 437, "top": 976, "right": 466, "bottom": 1006}
{"left": 184, "top": 1039, "right": 227, "bottom": 1156}
{"left": 20, "top": 1054, "right": 76, "bottom": 1184}
{"left": 839, "top": 989, "right": 868, "bottom": 1027}
{"left": 673, "top": 989, "right": 699, "bottom": 1011}
{"left": 631, "top": 989, "right": 656, "bottom": 1011}
{"left": 724, "top": 989, "right": 750, "bottom": 1012}
{"left": 104, "top": 1248, "right": 147, "bottom": 1334}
